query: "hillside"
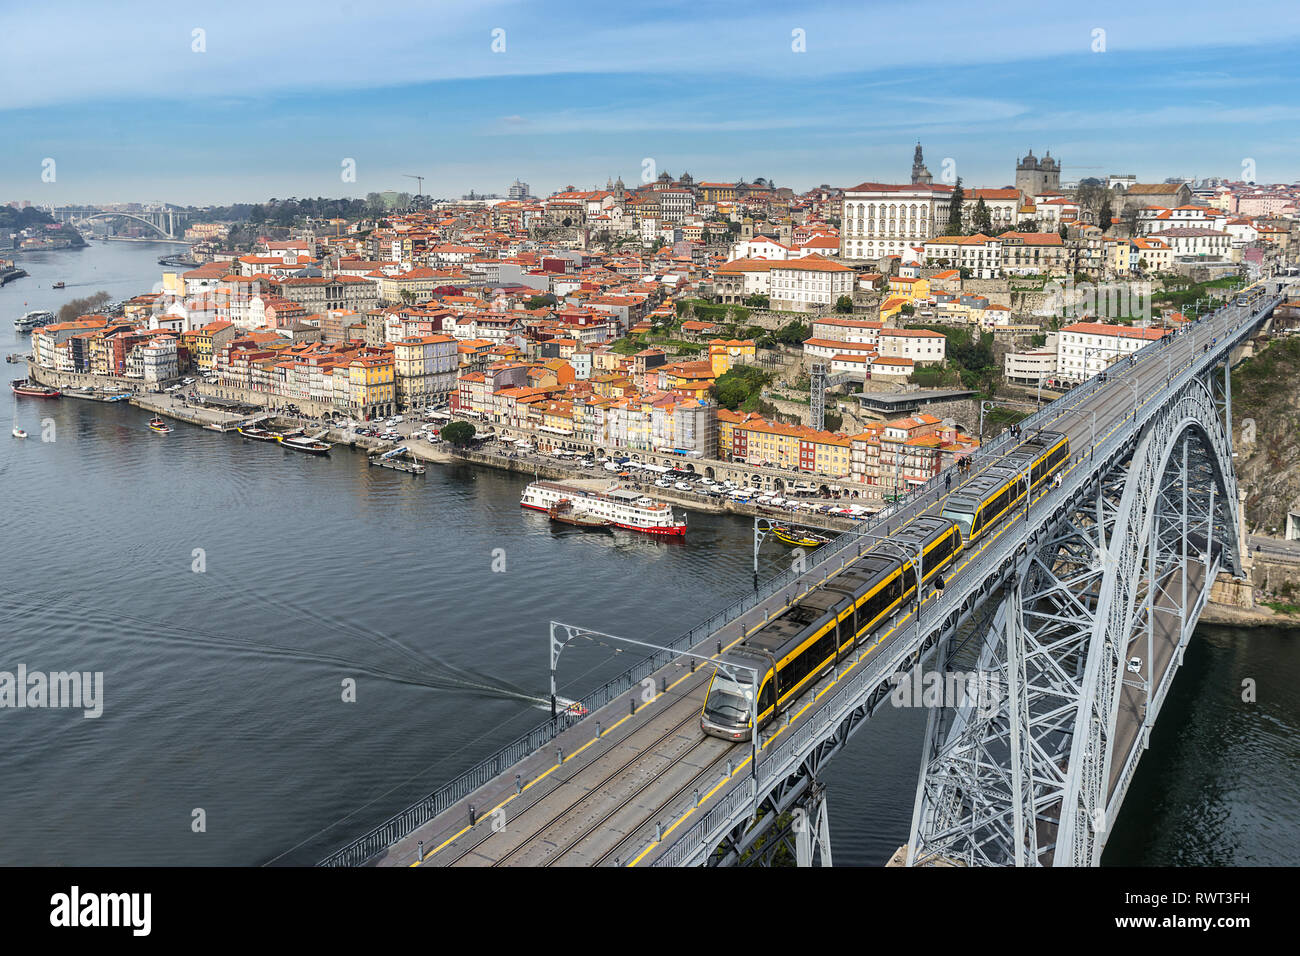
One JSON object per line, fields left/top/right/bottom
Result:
{"left": 1231, "top": 336, "right": 1300, "bottom": 533}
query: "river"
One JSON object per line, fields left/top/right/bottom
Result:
{"left": 2, "top": 241, "right": 1296, "bottom": 866}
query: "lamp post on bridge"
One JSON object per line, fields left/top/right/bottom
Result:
{"left": 1057, "top": 405, "right": 1097, "bottom": 458}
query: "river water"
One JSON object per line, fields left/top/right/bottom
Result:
{"left": 2, "top": 241, "right": 1296, "bottom": 866}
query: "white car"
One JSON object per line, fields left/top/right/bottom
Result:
{"left": 655, "top": 479, "right": 671, "bottom": 488}
{"left": 1127, "top": 657, "right": 1142, "bottom": 675}
{"left": 700, "top": 478, "right": 715, "bottom": 486}
{"left": 674, "top": 481, "right": 691, "bottom": 491}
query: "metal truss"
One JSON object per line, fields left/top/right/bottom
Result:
{"left": 908, "top": 372, "right": 1241, "bottom": 866}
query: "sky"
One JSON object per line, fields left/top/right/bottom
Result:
{"left": 4, "top": 0, "right": 1300, "bottom": 207}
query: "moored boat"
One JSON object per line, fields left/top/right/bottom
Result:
{"left": 52, "top": 281, "right": 65, "bottom": 289}
{"left": 14, "top": 311, "right": 55, "bottom": 332}
{"left": 547, "top": 499, "right": 613, "bottom": 531}
{"left": 11, "top": 426, "right": 27, "bottom": 439}
{"left": 521, "top": 480, "right": 686, "bottom": 536}
{"left": 237, "top": 425, "right": 282, "bottom": 442}
{"left": 148, "top": 417, "right": 172, "bottom": 434}
{"left": 771, "top": 526, "right": 832, "bottom": 548}
{"left": 279, "top": 434, "right": 332, "bottom": 455}
{"left": 10, "top": 379, "right": 61, "bottom": 398}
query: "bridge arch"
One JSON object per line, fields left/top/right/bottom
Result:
{"left": 82, "top": 212, "right": 175, "bottom": 239}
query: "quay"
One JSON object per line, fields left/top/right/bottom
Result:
{"left": 25, "top": 365, "right": 880, "bottom": 531}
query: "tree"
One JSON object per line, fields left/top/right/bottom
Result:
{"left": 442, "top": 421, "right": 476, "bottom": 446}
{"left": 1097, "top": 197, "right": 1113, "bottom": 233}
{"left": 709, "top": 364, "right": 772, "bottom": 410}
{"left": 945, "top": 178, "right": 965, "bottom": 235}
{"left": 900, "top": 303, "right": 916, "bottom": 316}
{"left": 774, "top": 321, "right": 812, "bottom": 345}
{"left": 744, "top": 293, "right": 770, "bottom": 308}
{"left": 971, "top": 197, "right": 992, "bottom": 235}
{"left": 834, "top": 295, "right": 854, "bottom": 314}
{"left": 525, "top": 293, "right": 557, "bottom": 309}
{"left": 58, "top": 291, "right": 112, "bottom": 323}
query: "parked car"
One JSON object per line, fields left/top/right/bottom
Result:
{"left": 674, "top": 481, "right": 691, "bottom": 491}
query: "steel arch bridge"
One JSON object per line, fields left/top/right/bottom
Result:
{"left": 909, "top": 374, "right": 1240, "bottom": 866}
{"left": 79, "top": 211, "right": 178, "bottom": 239}
{"left": 319, "top": 283, "right": 1287, "bottom": 869}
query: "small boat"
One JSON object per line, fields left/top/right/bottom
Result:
{"left": 52, "top": 281, "right": 65, "bottom": 289}
{"left": 547, "top": 499, "right": 613, "bottom": 531}
{"left": 279, "top": 434, "right": 332, "bottom": 455}
{"left": 10, "top": 379, "right": 61, "bottom": 398}
{"left": 237, "top": 425, "right": 282, "bottom": 442}
{"left": 771, "top": 526, "right": 832, "bottom": 548}
{"left": 11, "top": 426, "right": 26, "bottom": 439}
{"left": 148, "top": 417, "right": 172, "bottom": 434}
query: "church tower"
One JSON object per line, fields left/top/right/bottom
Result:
{"left": 910, "top": 142, "right": 933, "bottom": 185}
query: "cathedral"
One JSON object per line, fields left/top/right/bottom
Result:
{"left": 1015, "top": 149, "right": 1061, "bottom": 198}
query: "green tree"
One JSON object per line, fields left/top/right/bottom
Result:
{"left": 945, "top": 178, "right": 965, "bottom": 235}
{"left": 709, "top": 365, "right": 772, "bottom": 410}
{"left": 971, "top": 197, "right": 992, "bottom": 235}
{"left": 744, "top": 293, "right": 770, "bottom": 308}
{"left": 834, "top": 295, "right": 854, "bottom": 314}
{"left": 441, "top": 421, "right": 476, "bottom": 446}
{"left": 525, "top": 294, "right": 557, "bottom": 309}
{"left": 1097, "top": 197, "right": 1113, "bottom": 232}
{"left": 774, "top": 321, "right": 811, "bottom": 346}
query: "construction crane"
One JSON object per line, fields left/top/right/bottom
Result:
{"left": 404, "top": 174, "right": 425, "bottom": 196}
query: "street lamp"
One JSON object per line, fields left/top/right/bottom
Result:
{"left": 978, "top": 400, "right": 995, "bottom": 442}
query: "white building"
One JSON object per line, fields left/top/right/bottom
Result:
{"left": 922, "top": 234, "right": 1003, "bottom": 278}
{"left": 140, "top": 337, "right": 179, "bottom": 384}
{"left": 768, "top": 254, "right": 855, "bottom": 311}
{"left": 876, "top": 328, "right": 947, "bottom": 365}
{"left": 1055, "top": 322, "right": 1168, "bottom": 383}
{"left": 1145, "top": 227, "right": 1231, "bottom": 259}
{"left": 1004, "top": 336, "right": 1057, "bottom": 385}
{"left": 838, "top": 182, "right": 954, "bottom": 261}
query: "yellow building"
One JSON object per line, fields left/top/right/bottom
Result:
{"left": 707, "top": 338, "right": 756, "bottom": 377}
{"left": 887, "top": 275, "right": 930, "bottom": 301}
{"left": 349, "top": 353, "right": 396, "bottom": 419}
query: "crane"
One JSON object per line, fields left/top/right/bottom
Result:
{"left": 404, "top": 174, "right": 425, "bottom": 196}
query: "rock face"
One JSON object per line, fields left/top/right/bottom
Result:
{"left": 1231, "top": 337, "right": 1300, "bottom": 534}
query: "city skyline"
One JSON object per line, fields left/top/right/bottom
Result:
{"left": 5, "top": 0, "right": 1300, "bottom": 204}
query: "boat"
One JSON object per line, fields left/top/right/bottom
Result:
{"left": 52, "top": 281, "right": 65, "bottom": 289}
{"left": 10, "top": 379, "right": 61, "bottom": 398}
{"left": 279, "top": 434, "right": 332, "bottom": 455}
{"left": 148, "top": 417, "right": 172, "bottom": 434}
{"left": 237, "top": 425, "right": 284, "bottom": 442}
{"left": 547, "top": 498, "right": 613, "bottom": 531}
{"left": 14, "top": 311, "right": 55, "bottom": 333}
{"left": 771, "top": 525, "right": 832, "bottom": 548}
{"left": 521, "top": 481, "right": 686, "bottom": 536}
{"left": 11, "top": 426, "right": 26, "bottom": 439}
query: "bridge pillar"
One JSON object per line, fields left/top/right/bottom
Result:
{"left": 794, "top": 782, "right": 832, "bottom": 867}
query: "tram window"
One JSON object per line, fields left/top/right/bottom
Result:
{"left": 760, "top": 680, "right": 774, "bottom": 714}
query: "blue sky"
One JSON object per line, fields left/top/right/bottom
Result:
{"left": 4, "top": 0, "right": 1300, "bottom": 206}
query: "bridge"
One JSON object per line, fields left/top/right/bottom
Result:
{"left": 52, "top": 205, "right": 190, "bottom": 240}
{"left": 321, "top": 281, "right": 1288, "bottom": 867}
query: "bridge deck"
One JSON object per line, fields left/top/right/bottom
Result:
{"left": 363, "top": 287, "right": 1281, "bottom": 868}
